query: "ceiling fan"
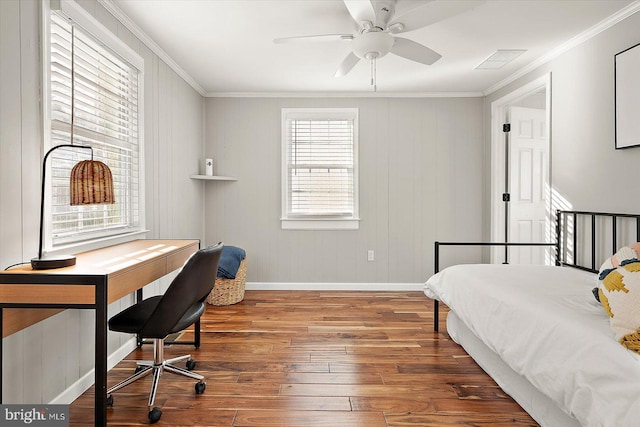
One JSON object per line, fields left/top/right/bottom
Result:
{"left": 274, "top": 0, "right": 481, "bottom": 90}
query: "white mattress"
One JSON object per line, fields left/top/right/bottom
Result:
{"left": 425, "top": 264, "right": 640, "bottom": 427}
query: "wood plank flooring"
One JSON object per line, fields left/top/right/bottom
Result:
{"left": 70, "top": 291, "right": 538, "bottom": 426}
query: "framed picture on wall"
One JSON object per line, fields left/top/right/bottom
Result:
{"left": 615, "top": 42, "right": 640, "bottom": 149}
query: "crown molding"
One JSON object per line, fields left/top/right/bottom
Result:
{"left": 97, "top": 0, "right": 205, "bottom": 96}
{"left": 205, "top": 91, "right": 484, "bottom": 98}
{"left": 484, "top": 0, "right": 640, "bottom": 96}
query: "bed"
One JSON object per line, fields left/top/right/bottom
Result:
{"left": 424, "top": 210, "right": 640, "bottom": 427}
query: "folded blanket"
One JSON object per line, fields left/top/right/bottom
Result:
{"left": 217, "top": 245, "right": 246, "bottom": 279}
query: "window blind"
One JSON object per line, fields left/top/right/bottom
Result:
{"left": 49, "top": 14, "right": 140, "bottom": 245}
{"left": 286, "top": 118, "right": 355, "bottom": 217}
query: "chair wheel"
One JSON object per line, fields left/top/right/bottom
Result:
{"left": 106, "top": 394, "right": 114, "bottom": 407}
{"left": 148, "top": 407, "right": 162, "bottom": 423}
{"left": 195, "top": 381, "right": 206, "bottom": 394}
{"left": 186, "top": 359, "right": 196, "bottom": 370}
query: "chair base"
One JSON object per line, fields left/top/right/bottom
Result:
{"left": 107, "top": 338, "right": 205, "bottom": 420}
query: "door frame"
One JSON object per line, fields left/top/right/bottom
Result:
{"left": 490, "top": 73, "right": 552, "bottom": 261}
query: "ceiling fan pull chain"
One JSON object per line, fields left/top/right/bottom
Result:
{"left": 370, "top": 56, "right": 374, "bottom": 87}
{"left": 373, "top": 56, "right": 377, "bottom": 92}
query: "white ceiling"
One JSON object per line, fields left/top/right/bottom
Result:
{"left": 108, "top": 0, "right": 637, "bottom": 96}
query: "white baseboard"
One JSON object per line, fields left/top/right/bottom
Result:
{"left": 49, "top": 337, "right": 138, "bottom": 404}
{"left": 245, "top": 282, "right": 425, "bottom": 291}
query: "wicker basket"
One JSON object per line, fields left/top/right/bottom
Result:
{"left": 206, "top": 258, "right": 247, "bottom": 306}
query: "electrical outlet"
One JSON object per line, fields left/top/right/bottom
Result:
{"left": 367, "top": 250, "right": 374, "bottom": 262}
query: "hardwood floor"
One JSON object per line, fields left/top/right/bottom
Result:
{"left": 70, "top": 291, "right": 538, "bottom": 426}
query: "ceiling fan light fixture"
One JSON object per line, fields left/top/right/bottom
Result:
{"left": 352, "top": 31, "right": 394, "bottom": 59}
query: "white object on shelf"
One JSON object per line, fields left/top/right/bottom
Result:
{"left": 190, "top": 175, "right": 237, "bottom": 181}
{"left": 205, "top": 158, "right": 213, "bottom": 176}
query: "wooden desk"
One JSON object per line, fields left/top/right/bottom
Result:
{"left": 0, "top": 239, "right": 199, "bottom": 426}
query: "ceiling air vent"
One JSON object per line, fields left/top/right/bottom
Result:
{"left": 476, "top": 49, "right": 526, "bottom": 70}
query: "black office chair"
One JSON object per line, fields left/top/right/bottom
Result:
{"left": 106, "top": 242, "right": 223, "bottom": 423}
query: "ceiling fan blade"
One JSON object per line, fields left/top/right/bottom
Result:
{"left": 391, "top": 37, "right": 442, "bottom": 65}
{"left": 389, "top": 1, "right": 483, "bottom": 33}
{"left": 334, "top": 52, "right": 361, "bottom": 77}
{"left": 274, "top": 34, "right": 353, "bottom": 44}
{"left": 343, "top": 0, "right": 376, "bottom": 25}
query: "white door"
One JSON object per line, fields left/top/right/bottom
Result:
{"left": 508, "top": 106, "right": 550, "bottom": 264}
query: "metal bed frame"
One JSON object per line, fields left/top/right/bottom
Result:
{"left": 432, "top": 210, "right": 640, "bottom": 331}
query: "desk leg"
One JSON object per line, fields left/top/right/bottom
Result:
{"left": 136, "top": 289, "right": 143, "bottom": 347}
{"left": 434, "top": 299, "right": 439, "bottom": 332}
{"left": 0, "top": 307, "right": 3, "bottom": 403}
{"left": 95, "top": 278, "right": 108, "bottom": 427}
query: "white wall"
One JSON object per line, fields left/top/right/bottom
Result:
{"left": 485, "top": 10, "right": 640, "bottom": 219}
{"left": 204, "top": 97, "right": 485, "bottom": 285}
{"left": 0, "top": 0, "right": 205, "bottom": 403}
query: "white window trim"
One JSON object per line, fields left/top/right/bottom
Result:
{"left": 281, "top": 108, "right": 360, "bottom": 231}
{"left": 41, "top": 0, "right": 146, "bottom": 256}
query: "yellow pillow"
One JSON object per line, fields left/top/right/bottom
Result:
{"left": 598, "top": 243, "right": 640, "bottom": 354}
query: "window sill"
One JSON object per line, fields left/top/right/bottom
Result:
{"left": 281, "top": 218, "right": 360, "bottom": 230}
{"left": 47, "top": 229, "right": 149, "bottom": 257}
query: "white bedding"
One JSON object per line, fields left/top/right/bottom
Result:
{"left": 425, "top": 264, "right": 640, "bottom": 427}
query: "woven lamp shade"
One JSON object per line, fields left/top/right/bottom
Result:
{"left": 70, "top": 160, "right": 115, "bottom": 205}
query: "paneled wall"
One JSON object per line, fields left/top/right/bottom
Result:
{"left": 204, "top": 97, "right": 484, "bottom": 285}
{"left": 0, "top": 0, "right": 205, "bottom": 403}
{"left": 484, "top": 10, "right": 640, "bottom": 224}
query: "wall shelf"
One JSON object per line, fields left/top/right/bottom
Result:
{"left": 190, "top": 175, "right": 237, "bottom": 181}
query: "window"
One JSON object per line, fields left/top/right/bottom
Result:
{"left": 281, "top": 108, "right": 359, "bottom": 230}
{"left": 46, "top": 4, "right": 144, "bottom": 249}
